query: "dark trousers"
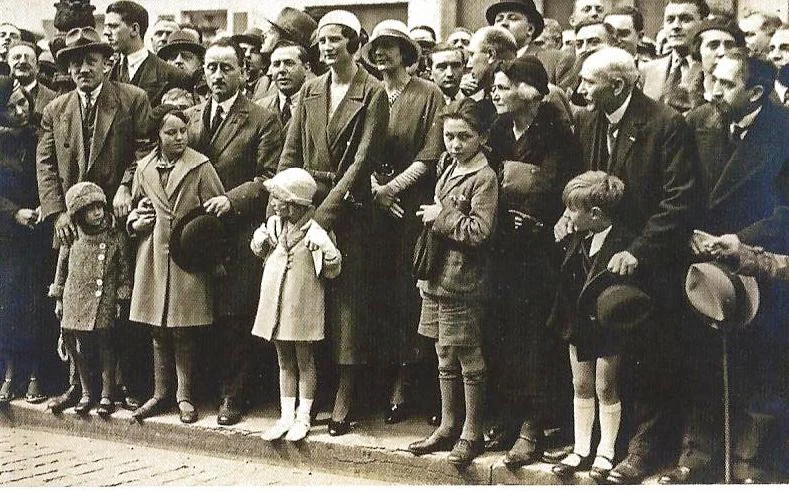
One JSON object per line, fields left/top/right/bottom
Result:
{"left": 217, "top": 314, "right": 258, "bottom": 400}
{"left": 62, "top": 329, "right": 114, "bottom": 398}
{"left": 150, "top": 327, "right": 196, "bottom": 402}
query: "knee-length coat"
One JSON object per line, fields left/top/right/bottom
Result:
{"left": 277, "top": 65, "right": 389, "bottom": 364}
{"left": 128, "top": 147, "right": 225, "bottom": 328}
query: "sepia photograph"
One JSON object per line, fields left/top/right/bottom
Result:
{"left": 0, "top": 0, "right": 787, "bottom": 485}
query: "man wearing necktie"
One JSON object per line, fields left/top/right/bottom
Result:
{"left": 184, "top": 37, "right": 283, "bottom": 427}
{"left": 254, "top": 40, "right": 311, "bottom": 134}
{"left": 666, "top": 52, "right": 789, "bottom": 485}
{"left": 430, "top": 43, "right": 465, "bottom": 105}
{"left": 36, "top": 26, "right": 151, "bottom": 413}
{"left": 564, "top": 47, "right": 697, "bottom": 484}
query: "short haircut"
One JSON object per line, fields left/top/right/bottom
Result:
{"left": 449, "top": 26, "right": 473, "bottom": 37}
{"left": 575, "top": 19, "right": 618, "bottom": 44}
{"left": 476, "top": 26, "right": 518, "bottom": 61}
{"left": 179, "top": 23, "right": 203, "bottom": 44}
{"left": 340, "top": 25, "right": 361, "bottom": 54}
{"left": 607, "top": 6, "right": 644, "bottom": 33}
{"left": 206, "top": 37, "right": 245, "bottom": 66}
{"left": 272, "top": 39, "right": 309, "bottom": 64}
{"left": 430, "top": 42, "right": 466, "bottom": 65}
{"left": 106, "top": 1, "right": 149, "bottom": 36}
{"left": 742, "top": 11, "right": 783, "bottom": 35}
{"left": 664, "top": 0, "right": 710, "bottom": 19}
{"left": 150, "top": 103, "right": 189, "bottom": 140}
{"left": 440, "top": 97, "right": 494, "bottom": 135}
{"left": 410, "top": 24, "right": 436, "bottom": 41}
{"left": 0, "top": 22, "right": 21, "bottom": 33}
{"left": 8, "top": 41, "right": 39, "bottom": 59}
{"left": 722, "top": 49, "right": 777, "bottom": 101}
{"left": 583, "top": 47, "right": 639, "bottom": 87}
{"left": 562, "top": 170, "right": 625, "bottom": 213}
{"left": 160, "top": 87, "right": 194, "bottom": 107}
{"left": 541, "top": 18, "right": 563, "bottom": 39}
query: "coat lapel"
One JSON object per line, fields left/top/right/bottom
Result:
{"left": 304, "top": 76, "right": 330, "bottom": 160}
{"left": 326, "top": 67, "right": 367, "bottom": 151}
{"left": 87, "top": 83, "right": 118, "bottom": 174}
{"left": 609, "top": 91, "right": 646, "bottom": 175}
{"left": 138, "top": 152, "right": 171, "bottom": 208}
{"left": 164, "top": 148, "right": 207, "bottom": 198}
{"left": 211, "top": 94, "right": 248, "bottom": 156}
{"left": 62, "top": 91, "right": 86, "bottom": 175}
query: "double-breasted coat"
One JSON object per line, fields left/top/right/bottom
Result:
{"left": 128, "top": 147, "right": 225, "bottom": 328}
{"left": 184, "top": 93, "right": 283, "bottom": 316}
{"left": 277, "top": 65, "right": 389, "bottom": 364}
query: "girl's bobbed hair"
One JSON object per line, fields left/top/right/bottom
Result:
{"left": 439, "top": 98, "right": 494, "bottom": 135}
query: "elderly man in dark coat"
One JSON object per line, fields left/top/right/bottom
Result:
{"left": 184, "top": 37, "right": 283, "bottom": 426}
{"left": 660, "top": 52, "right": 789, "bottom": 485}
{"left": 560, "top": 47, "right": 697, "bottom": 484}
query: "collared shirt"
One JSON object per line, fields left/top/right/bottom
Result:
{"left": 77, "top": 83, "right": 103, "bottom": 114}
{"left": 775, "top": 81, "right": 789, "bottom": 105}
{"left": 277, "top": 91, "right": 295, "bottom": 115}
{"left": 669, "top": 51, "right": 693, "bottom": 82}
{"left": 589, "top": 225, "right": 613, "bottom": 257}
{"left": 605, "top": 90, "right": 633, "bottom": 145}
{"left": 443, "top": 91, "right": 463, "bottom": 105}
{"left": 125, "top": 46, "right": 149, "bottom": 81}
{"left": 447, "top": 151, "right": 488, "bottom": 180}
{"left": 155, "top": 152, "right": 176, "bottom": 188}
{"left": 210, "top": 90, "right": 239, "bottom": 123}
{"left": 24, "top": 80, "right": 37, "bottom": 93}
{"left": 730, "top": 105, "right": 762, "bottom": 140}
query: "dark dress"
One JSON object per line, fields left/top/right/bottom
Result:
{"left": 0, "top": 126, "right": 51, "bottom": 355}
{"left": 371, "top": 77, "right": 445, "bottom": 365}
{"left": 487, "top": 103, "right": 582, "bottom": 405}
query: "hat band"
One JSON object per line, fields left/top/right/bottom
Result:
{"left": 267, "top": 182, "right": 314, "bottom": 206}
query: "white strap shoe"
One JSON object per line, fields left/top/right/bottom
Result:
{"left": 285, "top": 417, "right": 311, "bottom": 442}
{"left": 263, "top": 417, "right": 294, "bottom": 441}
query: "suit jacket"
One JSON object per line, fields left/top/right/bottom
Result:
{"left": 184, "top": 92, "right": 283, "bottom": 315}
{"left": 640, "top": 54, "right": 701, "bottom": 104}
{"left": 109, "top": 52, "right": 190, "bottom": 106}
{"left": 686, "top": 100, "right": 789, "bottom": 252}
{"left": 577, "top": 89, "right": 697, "bottom": 272}
{"left": 522, "top": 45, "right": 574, "bottom": 87}
{"left": 36, "top": 81, "right": 151, "bottom": 221}
{"left": 255, "top": 90, "right": 300, "bottom": 135}
{"left": 32, "top": 82, "right": 56, "bottom": 117}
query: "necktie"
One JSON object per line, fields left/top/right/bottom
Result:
{"left": 606, "top": 121, "right": 620, "bottom": 156}
{"left": 83, "top": 91, "right": 93, "bottom": 123}
{"left": 210, "top": 105, "right": 224, "bottom": 135}
{"left": 281, "top": 96, "right": 292, "bottom": 125}
{"left": 118, "top": 55, "right": 130, "bottom": 83}
{"left": 783, "top": 90, "right": 789, "bottom": 107}
{"left": 731, "top": 124, "right": 747, "bottom": 142}
{"left": 82, "top": 91, "right": 95, "bottom": 163}
{"left": 666, "top": 56, "right": 685, "bottom": 95}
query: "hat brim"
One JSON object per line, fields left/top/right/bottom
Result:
{"left": 56, "top": 42, "right": 114, "bottom": 69}
{"left": 267, "top": 21, "right": 313, "bottom": 50}
{"left": 231, "top": 34, "right": 263, "bottom": 48}
{"left": 169, "top": 206, "right": 231, "bottom": 273}
{"left": 157, "top": 41, "right": 206, "bottom": 60}
{"left": 360, "top": 32, "right": 421, "bottom": 68}
{"left": 485, "top": 1, "right": 544, "bottom": 38}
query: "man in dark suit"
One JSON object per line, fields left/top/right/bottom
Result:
{"left": 660, "top": 52, "right": 788, "bottom": 485}
{"left": 255, "top": 40, "right": 311, "bottom": 134}
{"left": 184, "top": 37, "right": 283, "bottom": 426}
{"left": 560, "top": 46, "right": 697, "bottom": 484}
{"left": 7, "top": 41, "right": 57, "bottom": 118}
{"left": 103, "top": 1, "right": 188, "bottom": 106}
{"left": 36, "top": 26, "right": 151, "bottom": 412}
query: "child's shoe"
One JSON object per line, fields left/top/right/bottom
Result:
{"left": 74, "top": 393, "right": 92, "bottom": 415}
{"left": 96, "top": 397, "right": 115, "bottom": 418}
{"left": 285, "top": 416, "right": 311, "bottom": 442}
{"left": 25, "top": 378, "right": 47, "bottom": 404}
{"left": 263, "top": 417, "right": 294, "bottom": 441}
{"left": 447, "top": 438, "right": 484, "bottom": 469}
{"left": 0, "top": 379, "right": 13, "bottom": 406}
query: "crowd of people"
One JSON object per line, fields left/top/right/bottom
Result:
{"left": 0, "top": 0, "right": 787, "bottom": 484}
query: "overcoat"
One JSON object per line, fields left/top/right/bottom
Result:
{"left": 184, "top": 93, "right": 283, "bottom": 316}
{"left": 109, "top": 53, "right": 191, "bottom": 106}
{"left": 251, "top": 211, "right": 341, "bottom": 342}
{"left": 277, "top": 65, "right": 389, "bottom": 364}
{"left": 128, "top": 147, "right": 225, "bottom": 328}
{"left": 49, "top": 226, "right": 132, "bottom": 331}
{"left": 36, "top": 81, "right": 151, "bottom": 223}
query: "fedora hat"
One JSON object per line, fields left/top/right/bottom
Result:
{"left": 232, "top": 27, "right": 264, "bottom": 49}
{"left": 170, "top": 206, "right": 232, "bottom": 274}
{"left": 685, "top": 262, "right": 760, "bottom": 330}
{"left": 596, "top": 283, "right": 656, "bottom": 334}
{"left": 267, "top": 7, "right": 318, "bottom": 50}
{"left": 157, "top": 29, "right": 205, "bottom": 60}
{"left": 55, "top": 26, "right": 113, "bottom": 68}
{"left": 485, "top": 0, "right": 545, "bottom": 38}
{"left": 361, "top": 20, "right": 421, "bottom": 68}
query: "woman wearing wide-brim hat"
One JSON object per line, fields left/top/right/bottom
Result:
{"left": 267, "top": 9, "right": 389, "bottom": 437}
{"left": 361, "top": 20, "right": 447, "bottom": 425}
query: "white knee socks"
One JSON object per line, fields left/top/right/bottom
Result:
{"left": 296, "top": 398, "right": 313, "bottom": 422}
{"left": 596, "top": 401, "right": 621, "bottom": 462}
{"left": 573, "top": 397, "right": 596, "bottom": 457}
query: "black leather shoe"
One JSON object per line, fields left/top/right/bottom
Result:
{"left": 543, "top": 444, "right": 575, "bottom": 464}
{"left": 607, "top": 454, "right": 649, "bottom": 485}
{"left": 327, "top": 418, "right": 352, "bottom": 437}
{"left": 96, "top": 397, "right": 115, "bottom": 418}
{"left": 448, "top": 438, "right": 484, "bottom": 469}
{"left": 178, "top": 400, "right": 198, "bottom": 424}
{"left": 551, "top": 453, "right": 594, "bottom": 478}
{"left": 115, "top": 385, "right": 140, "bottom": 411}
{"left": 733, "top": 460, "right": 766, "bottom": 484}
{"left": 485, "top": 424, "right": 516, "bottom": 452}
{"left": 48, "top": 385, "right": 81, "bottom": 414}
{"left": 74, "top": 394, "right": 92, "bottom": 415}
{"left": 658, "top": 465, "right": 710, "bottom": 484}
{"left": 504, "top": 436, "right": 542, "bottom": 470}
{"left": 384, "top": 403, "right": 409, "bottom": 424}
{"left": 588, "top": 456, "right": 615, "bottom": 482}
{"left": 408, "top": 432, "right": 458, "bottom": 455}
{"left": 132, "top": 397, "right": 167, "bottom": 422}
{"left": 217, "top": 397, "right": 242, "bottom": 426}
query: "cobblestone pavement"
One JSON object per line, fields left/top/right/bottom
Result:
{"left": 0, "top": 427, "right": 392, "bottom": 486}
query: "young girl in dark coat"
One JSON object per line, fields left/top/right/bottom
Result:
{"left": 49, "top": 182, "right": 131, "bottom": 417}
{"left": 407, "top": 99, "right": 498, "bottom": 469}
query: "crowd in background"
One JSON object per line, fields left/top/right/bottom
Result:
{"left": 0, "top": 0, "right": 787, "bottom": 484}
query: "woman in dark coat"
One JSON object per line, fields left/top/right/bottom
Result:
{"left": 0, "top": 78, "right": 51, "bottom": 405}
{"left": 272, "top": 10, "right": 389, "bottom": 435}
{"left": 360, "top": 20, "right": 445, "bottom": 422}
{"left": 485, "top": 57, "right": 583, "bottom": 466}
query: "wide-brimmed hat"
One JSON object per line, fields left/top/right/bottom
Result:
{"left": 267, "top": 7, "right": 318, "bottom": 50}
{"left": 169, "top": 206, "right": 232, "bottom": 274}
{"left": 55, "top": 26, "right": 113, "bottom": 68}
{"left": 318, "top": 10, "right": 361, "bottom": 37}
{"left": 685, "top": 262, "right": 760, "bottom": 330}
{"left": 231, "top": 27, "right": 264, "bottom": 49}
{"left": 157, "top": 29, "right": 205, "bottom": 60}
{"left": 264, "top": 168, "right": 317, "bottom": 207}
{"left": 689, "top": 18, "right": 745, "bottom": 61}
{"left": 486, "top": 0, "right": 545, "bottom": 38}
{"left": 65, "top": 181, "right": 107, "bottom": 218}
{"left": 360, "top": 20, "right": 421, "bottom": 67}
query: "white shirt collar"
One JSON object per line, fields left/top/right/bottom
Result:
{"left": 589, "top": 225, "right": 613, "bottom": 257}
{"left": 211, "top": 90, "right": 240, "bottom": 118}
{"left": 448, "top": 151, "right": 488, "bottom": 179}
{"left": 730, "top": 105, "right": 762, "bottom": 138}
{"left": 278, "top": 91, "right": 294, "bottom": 112}
{"left": 125, "top": 46, "right": 148, "bottom": 80}
{"left": 24, "top": 80, "right": 37, "bottom": 93}
{"left": 606, "top": 90, "right": 633, "bottom": 127}
{"left": 775, "top": 80, "right": 788, "bottom": 103}
{"left": 77, "top": 83, "right": 103, "bottom": 106}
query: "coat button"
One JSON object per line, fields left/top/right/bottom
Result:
{"left": 98, "top": 254, "right": 105, "bottom": 261}
{"left": 99, "top": 243, "right": 107, "bottom": 249}
{"left": 96, "top": 279, "right": 103, "bottom": 286}
{"left": 94, "top": 290, "right": 102, "bottom": 297}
